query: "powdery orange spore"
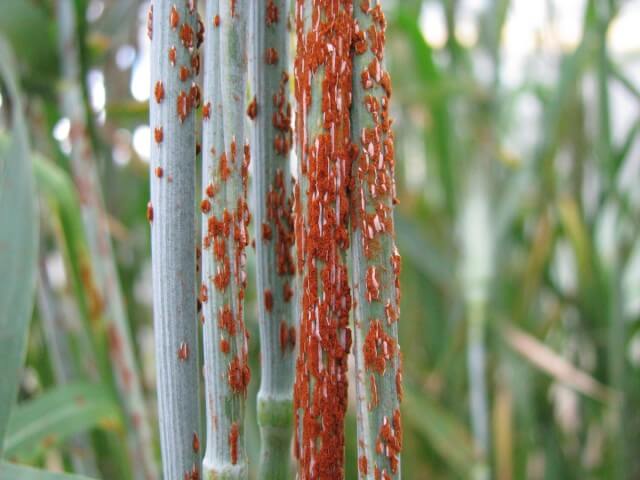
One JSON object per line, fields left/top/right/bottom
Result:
{"left": 293, "top": 1, "right": 355, "bottom": 478}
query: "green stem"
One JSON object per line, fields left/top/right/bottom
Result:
{"left": 149, "top": 1, "right": 201, "bottom": 478}
{"left": 248, "top": 1, "right": 296, "bottom": 478}
{"left": 201, "top": 0, "right": 250, "bottom": 478}
{"left": 350, "top": 2, "right": 403, "bottom": 479}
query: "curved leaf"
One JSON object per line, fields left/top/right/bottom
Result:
{"left": 0, "top": 36, "right": 38, "bottom": 454}
{"left": 0, "top": 462, "right": 95, "bottom": 480}
{"left": 4, "top": 382, "right": 120, "bottom": 458}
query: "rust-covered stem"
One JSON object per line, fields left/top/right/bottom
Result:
{"left": 350, "top": 4, "right": 403, "bottom": 478}
{"left": 248, "top": 1, "right": 296, "bottom": 478}
{"left": 293, "top": 1, "right": 354, "bottom": 478}
{"left": 201, "top": 0, "right": 251, "bottom": 478}
{"left": 56, "top": 1, "right": 158, "bottom": 478}
{"left": 148, "top": 1, "right": 201, "bottom": 478}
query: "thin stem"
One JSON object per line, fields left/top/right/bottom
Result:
{"left": 56, "top": 1, "right": 158, "bottom": 478}
{"left": 350, "top": 2, "right": 403, "bottom": 479}
{"left": 248, "top": 1, "right": 296, "bottom": 479}
{"left": 201, "top": 0, "right": 250, "bottom": 478}
{"left": 149, "top": 1, "right": 201, "bottom": 478}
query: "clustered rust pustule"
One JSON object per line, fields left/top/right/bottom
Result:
{"left": 350, "top": 2, "right": 403, "bottom": 478}
{"left": 293, "top": 1, "right": 355, "bottom": 478}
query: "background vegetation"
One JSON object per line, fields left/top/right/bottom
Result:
{"left": 1, "top": 0, "right": 639, "bottom": 478}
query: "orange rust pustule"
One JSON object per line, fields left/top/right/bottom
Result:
{"left": 203, "top": 102, "right": 211, "bottom": 119}
{"left": 228, "top": 353, "right": 250, "bottom": 396}
{"left": 229, "top": 422, "right": 239, "bottom": 465}
{"left": 170, "top": 5, "right": 180, "bottom": 29}
{"left": 155, "top": 166, "right": 164, "bottom": 178}
{"left": 247, "top": 96, "right": 258, "bottom": 119}
{"left": 377, "top": 411, "right": 402, "bottom": 474}
{"left": 292, "top": 1, "right": 354, "bottom": 478}
{"left": 154, "top": 81, "right": 165, "bottom": 103}
{"left": 169, "top": 46, "right": 177, "bottom": 65}
{"left": 180, "top": 66, "right": 190, "bottom": 82}
{"left": 192, "top": 432, "right": 200, "bottom": 453}
{"left": 178, "top": 342, "right": 189, "bottom": 361}
{"left": 146, "top": 201, "right": 153, "bottom": 223}
{"left": 359, "top": 455, "right": 368, "bottom": 476}
{"left": 264, "top": 289, "right": 274, "bottom": 312}
{"left": 363, "top": 320, "right": 395, "bottom": 375}
{"left": 154, "top": 127, "right": 164, "bottom": 144}
{"left": 265, "top": 47, "right": 279, "bottom": 65}
{"left": 266, "top": 0, "right": 279, "bottom": 25}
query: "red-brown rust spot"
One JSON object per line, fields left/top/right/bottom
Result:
{"left": 192, "top": 432, "right": 200, "bottom": 453}
{"left": 155, "top": 166, "right": 164, "bottom": 178}
{"left": 178, "top": 342, "right": 189, "bottom": 361}
{"left": 219, "top": 152, "right": 231, "bottom": 181}
{"left": 147, "top": 4, "right": 153, "bottom": 39}
{"left": 170, "top": 5, "right": 180, "bottom": 29}
{"left": 177, "top": 91, "right": 191, "bottom": 123}
{"left": 190, "top": 83, "right": 201, "bottom": 108}
{"left": 154, "top": 127, "right": 163, "bottom": 144}
{"left": 146, "top": 201, "right": 153, "bottom": 223}
{"left": 262, "top": 222, "right": 272, "bottom": 241}
{"left": 199, "top": 284, "right": 208, "bottom": 303}
{"left": 247, "top": 96, "right": 258, "bottom": 119}
{"left": 369, "top": 373, "right": 378, "bottom": 410}
{"left": 363, "top": 320, "right": 395, "bottom": 374}
{"left": 359, "top": 455, "right": 368, "bottom": 475}
{"left": 229, "top": 422, "right": 239, "bottom": 465}
{"left": 365, "top": 266, "right": 380, "bottom": 302}
{"left": 266, "top": 0, "right": 279, "bottom": 25}
{"left": 218, "top": 305, "right": 235, "bottom": 335}
{"left": 374, "top": 466, "right": 381, "bottom": 480}
{"left": 201, "top": 198, "right": 211, "bottom": 214}
{"left": 220, "top": 338, "right": 230, "bottom": 354}
{"left": 196, "top": 142, "right": 202, "bottom": 156}
{"left": 230, "top": 0, "right": 238, "bottom": 18}
{"left": 191, "top": 52, "right": 201, "bottom": 75}
{"left": 154, "top": 81, "right": 165, "bottom": 103}
{"left": 396, "top": 353, "right": 403, "bottom": 402}
{"left": 203, "top": 102, "right": 211, "bottom": 120}
{"left": 228, "top": 354, "right": 250, "bottom": 395}
{"left": 180, "top": 23, "right": 194, "bottom": 49}
{"left": 265, "top": 47, "right": 279, "bottom": 65}
{"left": 180, "top": 66, "right": 190, "bottom": 82}
{"left": 377, "top": 411, "right": 402, "bottom": 474}
{"left": 206, "top": 183, "right": 216, "bottom": 198}
{"left": 283, "top": 281, "right": 293, "bottom": 302}
{"left": 183, "top": 465, "right": 200, "bottom": 480}
{"left": 264, "top": 289, "right": 273, "bottom": 312}
{"left": 213, "top": 14, "right": 220, "bottom": 27}
{"left": 169, "top": 46, "right": 177, "bottom": 65}
{"left": 196, "top": 15, "right": 205, "bottom": 48}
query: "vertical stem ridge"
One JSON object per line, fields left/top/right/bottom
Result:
{"left": 248, "top": 1, "right": 296, "bottom": 478}
{"left": 202, "top": 0, "right": 250, "bottom": 477}
{"left": 293, "top": 1, "right": 354, "bottom": 478}
{"left": 56, "top": 1, "right": 158, "bottom": 478}
{"left": 149, "top": 1, "right": 201, "bottom": 478}
{"left": 350, "top": 2, "right": 403, "bottom": 479}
